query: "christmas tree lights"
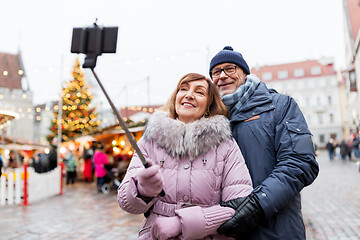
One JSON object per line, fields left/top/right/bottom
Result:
{"left": 47, "top": 58, "right": 100, "bottom": 144}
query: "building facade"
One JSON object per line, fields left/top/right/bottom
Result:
{"left": 0, "top": 52, "right": 35, "bottom": 144}
{"left": 342, "top": 0, "right": 360, "bottom": 135}
{"left": 251, "top": 58, "right": 345, "bottom": 148}
{"left": 33, "top": 102, "right": 59, "bottom": 145}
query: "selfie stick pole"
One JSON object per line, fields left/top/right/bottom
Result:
{"left": 90, "top": 69, "right": 165, "bottom": 197}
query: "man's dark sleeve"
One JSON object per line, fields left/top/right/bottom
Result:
{"left": 254, "top": 96, "right": 319, "bottom": 218}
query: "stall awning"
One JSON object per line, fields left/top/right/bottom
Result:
{"left": 74, "top": 135, "right": 96, "bottom": 142}
{"left": 0, "top": 143, "right": 47, "bottom": 150}
{"left": 75, "top": 126, "right": 145, "bottom": 142}
{"left": 0, "top": 110, "right": 19, "bottom": 125}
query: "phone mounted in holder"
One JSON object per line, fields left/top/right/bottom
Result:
{"left": 71, "top": 20, "right": 118, "bottom": 69}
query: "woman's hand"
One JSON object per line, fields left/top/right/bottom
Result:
{"left": 137, "top": 161, "right": 163, "bottom": 198}
{"left": 151, "top": 216, "right": 181, "bottom": 240}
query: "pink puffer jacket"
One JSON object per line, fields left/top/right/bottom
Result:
{"left": 93, "top": 151, "right": 108, "bottom": 178}
{"left": 118, "top": 112, "right": 253, "bottom": 239}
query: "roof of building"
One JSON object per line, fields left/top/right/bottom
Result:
{"left": 250, "top": 58, "right": 336, "bottom": 82}
{"left": 345, "top": 0, "right": 360, "bottom": 43}
{"left": 0, "top": 52, "right": 25, "bottom": 90}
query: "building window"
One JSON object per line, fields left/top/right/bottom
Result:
{"left": 310, "top": 66, "right": 322, "bottom": 75}
{"left": 314, "top": 80, "right": 320, "bottom": 88}
{"left": 328, "top": 96, "right": 332, "bottom": 105}
{"left": 319, "top": 134, "right": 325, "bottom": 143}
{"left": 318, "top": 113, "right": 323, "bottom": 124}
{"left": 304, "top": 81, "right": 309, "bottom": 88}
{"left": 326, "top": 78, "right": 332, "bottom": 87}
{"left": 316, "top": 96, "right": 321, "bottom": 105}
{"left": 294, "top": 68, "right": 305, "bottom": 77}
{"left": 262, "top": 72, "right": 272, "bottom": 81}
{"left": 349, "top": 69, "right": 357, "bottom": 92}
{"left": 278, "top": 70, "right": 288, "bottom": 79}
{"left": 329, "top": 113, "right": 334, "bottom": 123}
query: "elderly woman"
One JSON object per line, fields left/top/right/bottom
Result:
{"left": 118, "top": 73, "right": 253, "bottom": 239}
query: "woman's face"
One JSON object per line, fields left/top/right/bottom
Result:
{"left": 175, "top": 79, "right": 209, "bottom": 123}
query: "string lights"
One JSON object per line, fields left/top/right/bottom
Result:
{"left": 1, "top": 48, "right": 203, "bottom": 141}
{"left": 0, "top": 47, "right": 210, "bottom": 75}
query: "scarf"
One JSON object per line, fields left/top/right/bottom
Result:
{"left": 221, "top": 74, "right": 260, "bottom": 115}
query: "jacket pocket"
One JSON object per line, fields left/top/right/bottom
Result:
{"left": 138, "top": 216, "right": 153, "bottom": 239}
{"left": 138, "top": 226, "right": 151, "bottom": 238}
{"left": 285, "top": 122, "right": 314, "bottom": 155}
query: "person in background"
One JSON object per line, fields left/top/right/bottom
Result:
{"left": 0, "top": 154, "right": 3, "bottom": 176}
{"left": 105, "top": 148, "right": 114, "bottom": 165}
{"left": 314, "top": 143, "right": 319, "bottom": 157}
{"left": 8, "top": 151, "right": 18, "bottom": 169}
{"left": 209, "top": 46, "right": 319, "bottom": 239}
{"left": 90, "top": 145, "right": 96, "bottom": 178}
{"left": 339, "top": 139, "right": 349, "bottom": 161}
{"left": 347, "top": 138, "right": 353, "bottom": 160}
{"left": 326, "top": 138, "right": 335, "bottom": 160}
{"left": 48, "top": 146, "right": 58, "bottom": 171}
{"left": 93, "top": 144, "right": 109, "bottom": 192}
{"left": 18, "top": 152, "right": 25, "bottom": 167}
{"left": 118, "top": 73, "right": 253, "bottom": 239}
{"left": 82, "top": 146, "right": 93, "bottom": 182}
{"left": 116, "top": 154, "right": 130, "bottom": 182}
{"left": 334, "top": 138, "right": 341, "bottom": 159}
{"left": 31, "top": 151, "right": 43, "bottom": 173}
{"left": 39, "top": 151, "right": 49, "bottom": 172}
{"left": 353, "top": 134, "right": 360, "bottom": 158}
{"left": 64, "top": 150, "right": 77, "bottom": 185}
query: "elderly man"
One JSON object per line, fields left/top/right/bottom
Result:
{"left": 209, "top": 46, "right": 319, "bottom": 240}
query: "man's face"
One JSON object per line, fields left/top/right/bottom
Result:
{"left": 211, "top": 63, "right": 246, "bottom": 96}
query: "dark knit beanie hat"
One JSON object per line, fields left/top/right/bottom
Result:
{"left": 209, "top": 46, "right": 250, "bottom": 75}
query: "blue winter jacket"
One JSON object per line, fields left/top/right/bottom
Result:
{"left": 229, "top": 81, "right": 319, "bottom": 239}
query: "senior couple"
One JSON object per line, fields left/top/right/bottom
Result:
{"left": 118, "top": 46, "right": 319, "bottom": 240}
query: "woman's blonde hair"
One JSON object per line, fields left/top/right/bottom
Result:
{"left": 165, "top": 73, "right": 228, "bottom": 119}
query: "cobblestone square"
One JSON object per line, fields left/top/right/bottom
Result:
{"left": 0, "top": 150, "right": 359, "bottom": 239}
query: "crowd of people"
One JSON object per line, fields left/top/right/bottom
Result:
{"left": 0, "top": 143, "right": 130, "bottom": 193}
{"left": 60, "top": 144, "right": 131, "bottom": 190}
{"left": 326, "top": 134, "right": 360, "bottom": 161}
{"left": 0, "top": 150, "right": 25, "bottom": 170}
{"left": 0, "top": 147, "right": 58, "bottom": 175}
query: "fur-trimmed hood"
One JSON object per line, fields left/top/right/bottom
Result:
{"left": 143, "top": 111, "right": 232, "bottom": 160}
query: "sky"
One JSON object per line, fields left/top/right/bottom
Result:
{"left": 0, "top": 0, "right": 346, "bottom": 110}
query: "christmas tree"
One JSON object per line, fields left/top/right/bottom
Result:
{"left": 47, "top": 58, "right": 101, "bottom": 145}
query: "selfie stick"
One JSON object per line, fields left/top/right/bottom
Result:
{"left": 71, "top": 22, "right": 164, "bottom": 197}
{"left": 90, "top": 70, "right": 145, "bottom": 163}
{"left": 90, "top": 69, "right": 165, "bottom": 197}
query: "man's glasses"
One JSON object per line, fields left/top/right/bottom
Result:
{"left": 211, "top": 65, "right": 238, "bottom": 79}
